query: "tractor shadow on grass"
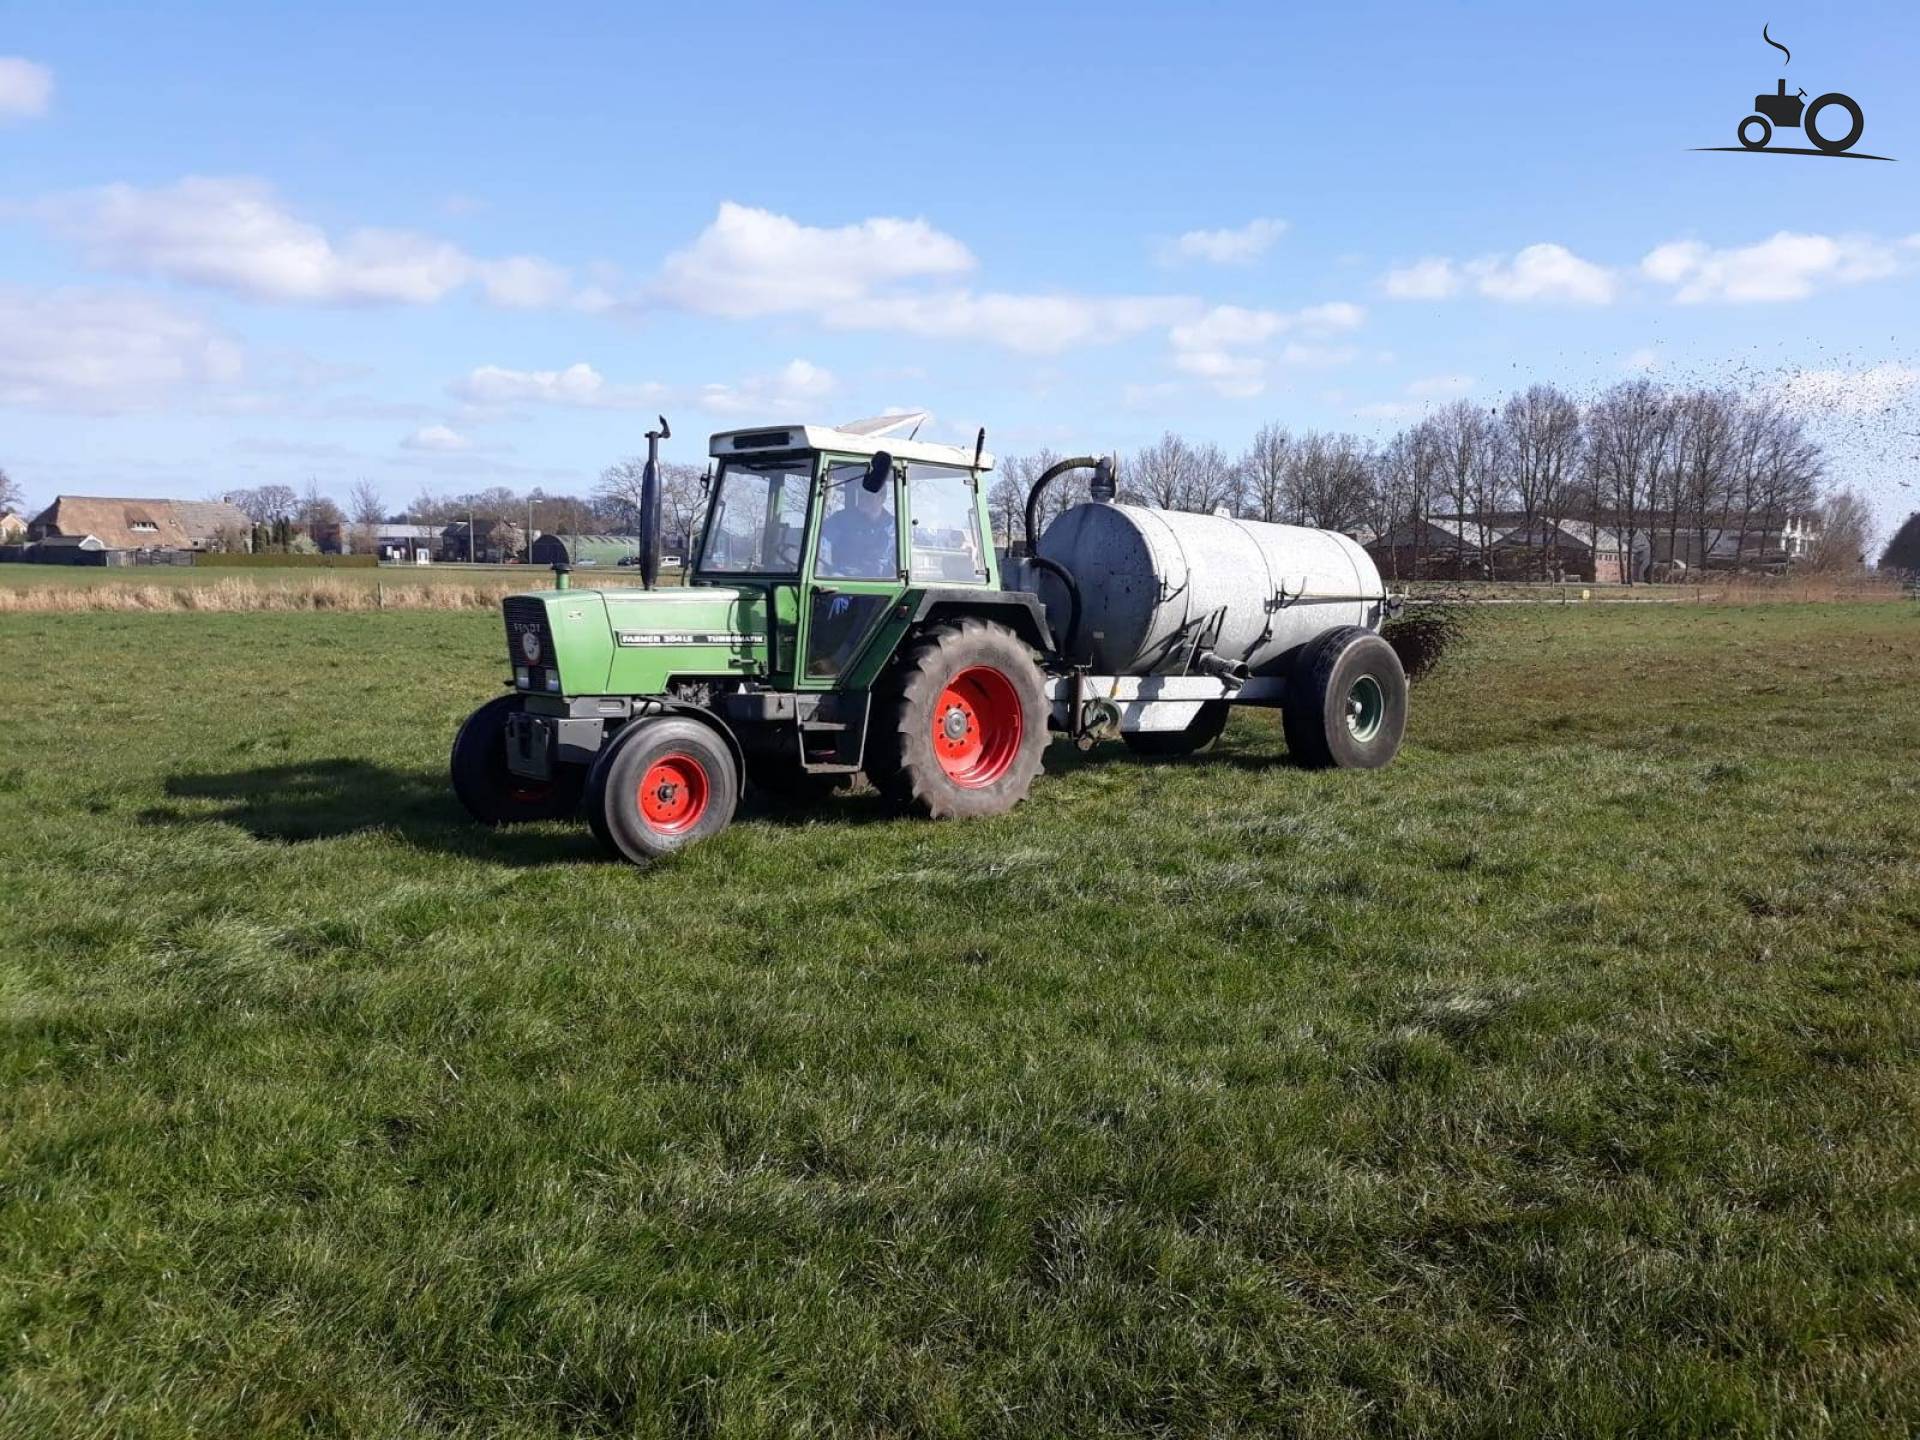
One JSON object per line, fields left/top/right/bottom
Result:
{"left": 149, "top": 759, "right": 603, "bottom": 867}
{"left": 148, "top": 758, "right": 899, "bottom": 865}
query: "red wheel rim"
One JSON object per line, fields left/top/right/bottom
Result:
{"left": 931, "top": 665, "right": 1023, "bottom": 788}
{"left": 636, "top": 753, "right": 710, "bottom": 833}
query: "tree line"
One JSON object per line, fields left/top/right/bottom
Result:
{"left": 217, "top": 378, "right": 1880, "bottom": 576}
{"left": 993, "top": 381, "right": 1871, "bottom": 578}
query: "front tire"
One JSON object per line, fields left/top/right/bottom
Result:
{"left": 586, "top": 716, "right": 739, "bottom": 863}
{"left": 450, "top": 694, "right": 584, "bottom": 825}
{"left": 1738, "top": 113, "right": 1772, "bottom": 150}
{"left": 1121, "top": 700, "right": 1230, "bottom": 758}
{"left": 867, "top": 619, "right": 1049, "bottom": 819}
{"left": 1282, "top": 627, "right": 1408, "bottom": 770}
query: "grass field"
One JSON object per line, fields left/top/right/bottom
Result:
{"left": 2, "top": 603, "right": 1916, "bottom": 1437}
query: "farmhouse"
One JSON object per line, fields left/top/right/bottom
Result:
{"left": 440, "top": 519, "right": 527, "bottom": 564}
{"left": 26, "top": 495, "right": 253, "bottom": 559}
{"left": 0, "top": 510, "right": 26, "bottom": 543}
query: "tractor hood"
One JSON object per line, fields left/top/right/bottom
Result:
{"left": 504, "top": 584, "right": 771, "bottom": 697}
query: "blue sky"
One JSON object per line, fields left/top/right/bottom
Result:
{"left": 2, "top": 0, "right": 1916, "bottom": 534}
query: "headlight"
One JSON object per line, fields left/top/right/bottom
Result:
{"left": 514, "top": 666, "right": 530, "bottom": 687}
{"left": 544, "top": 672, "right": 561, "bottom": 693}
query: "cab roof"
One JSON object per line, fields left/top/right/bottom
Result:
{"left": 708, "top": 422, "right": 995, "bottom": 472}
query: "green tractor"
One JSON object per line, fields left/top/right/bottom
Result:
{"left": 453, "top": 413, "right": 1406, "bottom": 863}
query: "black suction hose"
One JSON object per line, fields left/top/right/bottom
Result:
{"left": 1027, "top": 554, "right": 1082, "bottom": 660}
{"left": 1024, "top": 455, "right": 1103, "bottom": 662}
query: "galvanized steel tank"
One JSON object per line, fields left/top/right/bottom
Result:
{"left": 1034, "top": 501, "right": 1386, "bottom": 677}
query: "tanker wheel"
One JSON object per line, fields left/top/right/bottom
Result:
{"left": 1737, "top": 113, "right": 1772, "bottom": 150}
{"left": 1121, "top": 701, "right": 1231, "bottom": 758}
{"left": 1282, "top": 626, "right": 1408, "bottom": 770}
{"left": 1805, "top": 93, "right": 1864, "bottom": 154}
{"left": 450, "top": 694, "right": 584, "bottom": 825}
{"left": 585, "top": 716, "right": 739, "bottom": 863}
{"left": 868, "top": 619, "right": 1049, "bottom": 819}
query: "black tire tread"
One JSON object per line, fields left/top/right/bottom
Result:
{"left": 866, "top": 619, "right": 1049, "bottom": 819}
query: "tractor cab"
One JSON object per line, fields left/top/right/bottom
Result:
{"left": 695, "top": 417, "right": 999, "bottom": 688}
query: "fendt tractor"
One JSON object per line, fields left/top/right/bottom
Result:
{"left": 451, "top": 413, "right": 1407, "bottom": 864}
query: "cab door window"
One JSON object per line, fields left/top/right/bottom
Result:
{"left": 816, "top": 461, "right": 900, "bottom": 580}
{"left": 907, "top": 464, "right": 987, "bottom": 583}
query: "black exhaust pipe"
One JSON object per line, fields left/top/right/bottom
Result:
{"left": 639, "top": 416, "right": 669, "bottom": 589}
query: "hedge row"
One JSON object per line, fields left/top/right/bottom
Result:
{"left": 195, "top": 553, "right": 379, "bottom": 569}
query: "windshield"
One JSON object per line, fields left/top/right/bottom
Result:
{"left": 698, "top": 457, "right": 812, "bottom": 575}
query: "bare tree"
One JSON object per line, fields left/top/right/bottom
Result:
{"left": 1368, "top": 430, "right": 1430, "bottom": 580}
{"left": 1125, "top": 433, "right": 1237, "bottom": 513}
{"left": 594, "top": 459, "right": 707, "bottom": 559}
{"left": 986, "top": 469, "right": 1027, "bottom": 550}
{"left": 1501, "top": 385, "right": 1582, "bottom": 578}
{"left": 1426, "top": 401, "right": 1500, "bottom": 572}
{"left": 1285, "top": 431, "right": 1375, "bottom": 532}
{"left": 1807, "top": 487, "right": 1875, "bottom": 572}
{"left": 1240, "top": 423, "right": 1292, "bottom": 523}
{"left": 349, "top": 479, "right": 384, "bottom": 557}
{"left": 230, "top": 483, "right": 299, "bottom": 525}
{"left": 1585, "top": 380, "right": 1668, "bottom": 584}
{"left": 1671, "top": 390, "right": 1738, "bottom": 575}
{"left": 0, "top": 465, "right": 21, "bottom": 515}
{"left": 997, "top": 450, "right": 1075, "bottom": 547}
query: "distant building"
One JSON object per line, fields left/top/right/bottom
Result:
{"left": 528, "top": 533, "right": 641, "bottom": 570}
{"left": 371, "top": 524, "right": 439, "bottom": 562}
{"left": 0, "top": 510, "right": 27, "bottom": 543}
{"left": 439, "top": 520, "right": 527, "bottom": 564}
{"left": 27, "top": 495, "right": 252, "bottom": 554}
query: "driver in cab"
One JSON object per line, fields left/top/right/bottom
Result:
{"left": 817, "top": 461, "right": 897, "bottom": 579}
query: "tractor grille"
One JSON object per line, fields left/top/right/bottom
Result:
{"left": 504, "top": 597, "right": 557, "bottom": 688}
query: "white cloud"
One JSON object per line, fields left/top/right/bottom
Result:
{"left": 1622, "top": 347, "right": 1662, "bottom": 373}
{"left": 474, "top": 256, "right": 574, "bottom": 309}
{"left": 1641, "top": 231, "right": 1908, "bottom": 303}
{"left": 1164, "top": 218, "right": 1288, "bottom": 265}
{"left": 1165, "top": 301, "right": 1367, "bottom": 397}
{"left": 698, "top": 358, "right": 838, "bottom": 416}
{"left": 1384, "top": 245, "right": 1614, "bottom": 304}
{"left": 0, "top": 287, "right": 243, "bottom": 411}
{"left": 1772, "top": 362, "right": 1920, "bottom": 416}
{"left": 653, "top": 202, "right": 975, "bottom": 318}
{"left": 35, "top": 177, "right": 578, "bottom": 308}
{"left": 452, "top": 362, "right": 666, "bottom": 410}
{"left": 649, "top": 202, "right": 1203, "bottom": 355}
{"left": 451, "top": 357, "right": 835, "bottom": 417}
{"left": 0, "top": 57, "right": 53, "bottom": 119}
{"left": 1468, "top": 244, "right": 1616, "bottom": 304}
{"left": 831, "top": 291, "right": 1189, "bottom": 354}
{"left": 1383, "top": 258, "right": 1461, "bottom": 300}
{"left": 402, "top": 424, "right": 471, "bottom": 452}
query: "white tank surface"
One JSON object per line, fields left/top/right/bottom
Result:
{"left": 1035, "top": 502, "right": 1386, "bottom": 677}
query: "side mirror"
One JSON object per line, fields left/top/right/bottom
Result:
{"left": 863, "top": 451, "right": 894, "bottom": 493}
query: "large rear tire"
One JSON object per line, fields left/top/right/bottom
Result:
{"left": 586, "top": 716, "right": 739, "bottom": 863}
{"left": 1282, "top": 627, "right": 1408, "bottom": 770}
{"left": 1120, "top": 700, "right": 1231, "bottom": 758}
{"left": 867, "top": 619, "right": 1049, "bottom": 819}
{"left": 450, "top": 694, "right": 584, "bottom": 825}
